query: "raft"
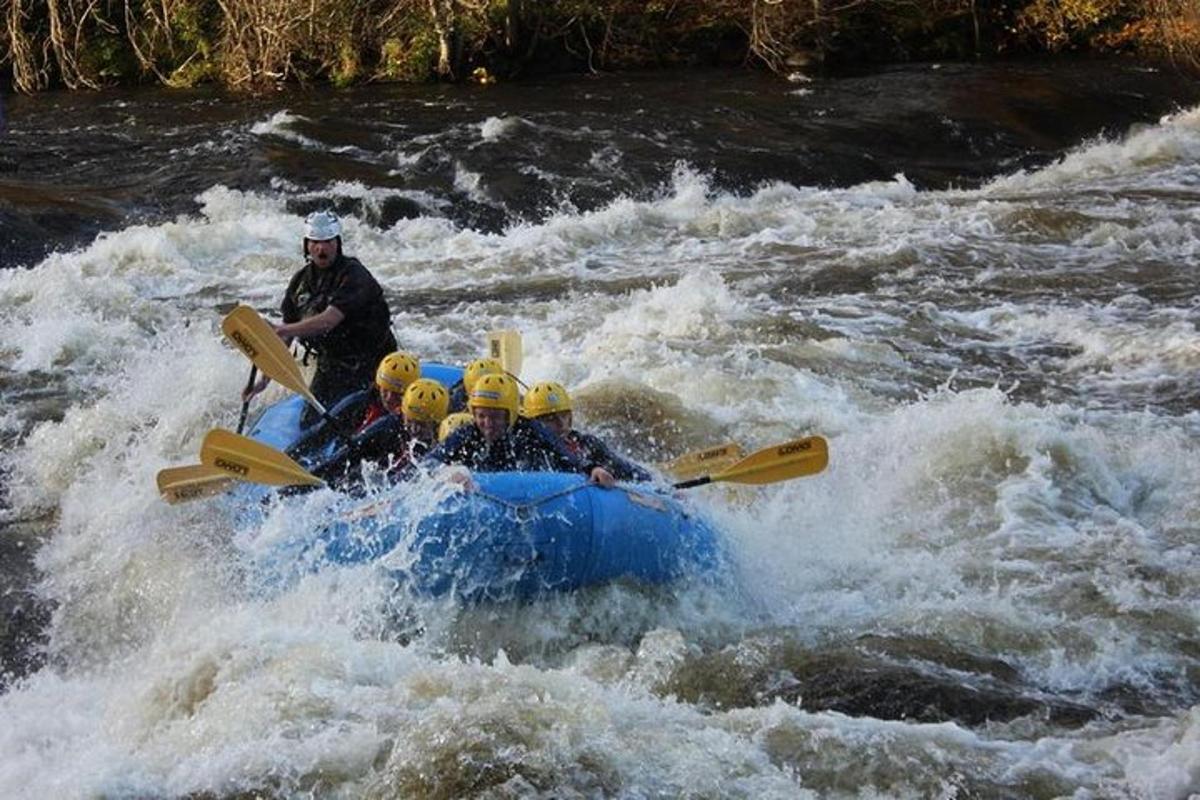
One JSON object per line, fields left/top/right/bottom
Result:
{"left": 241, "top": 363, "right": 727, "bottom": 602}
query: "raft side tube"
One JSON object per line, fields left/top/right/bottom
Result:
{"left": 311, "top": 472, "right": 725, "bottom": 602}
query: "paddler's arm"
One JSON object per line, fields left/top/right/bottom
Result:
{"left": 587, "top": 465, "right": 616, "bottom": 488}
{"left": 422, "top": 426, "right": 479, "bottom": 491}
{"left": 274, "top": 305, "right": 345, "bottom": 339}
{"left": 243, "top": 373, "right": 270, "bottom": 401}
{"left": 580, "top": 433, "right": 651, "bottom": 483}
{"left": 527, "top": 420, "right": 616, "bottom": 488}
{"left": 241, "top": 310, "right": 335, "bottom": 402}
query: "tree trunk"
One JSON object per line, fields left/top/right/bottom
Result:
{"left": 506, "top": 0, "right": 520, "bottom": 53}
{"left": 428, "top": 0, "right": 455, "bottom": 78}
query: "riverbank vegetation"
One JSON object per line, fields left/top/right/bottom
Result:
{"left": 3, "top": 0, "right": 1198, "bottom": 92}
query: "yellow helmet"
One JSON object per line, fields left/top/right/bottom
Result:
{"left": 462, "top": 357, "right": 504, "bottom": 394}
{"left": 468, "top": 372, "right": 520, "bottom": 426}
{"left": 522, "top": 381, "right": 572, "bottom": 418}
{"left": 438, "top": 411, "right": 474, "bottom": 442}
{"left": 376, "top": 351, "right": 420, "bottom": 393}
{"left": 401, "top": 379, "right": 449, "bottom": 423}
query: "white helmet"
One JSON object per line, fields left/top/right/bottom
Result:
{"left": 304, "top": 210, "right": 342, "bottom": 241}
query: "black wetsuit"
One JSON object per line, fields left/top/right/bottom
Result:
{"left": 425, "top": 417, "right": 589, "bottom": 473}
{"left": 281, "top": 253, "right": 396, "bottom": 423}
{"left": 310, "top": 414, "right": 430, "bottom": 488}
{"left": 562, "top": 430, "right": 652, "bottom": 482}
{"left": 284, "top": 389, "right": 371, "bottom": 462}
{"left": 446, "top": 380, "right": 468, "bottom": 413}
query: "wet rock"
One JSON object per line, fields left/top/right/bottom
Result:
{"left": 287, "top": 194, "right": 430, "bottom": 230}
{"left": 0, "top": 515, "right": 53, "bottom": 691}
{"left": 662, "top": 631, "right": 1100, "bottom": 729}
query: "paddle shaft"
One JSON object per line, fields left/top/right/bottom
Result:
{"left": 673, "top": 475, "right": 716, "bottom": 489}
{"left": 236, "top": 365, "right": 258, "bottom": 435}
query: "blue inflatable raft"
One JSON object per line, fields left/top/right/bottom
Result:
{"left": 242, "top": 363, "right": 727, "bottom": 602}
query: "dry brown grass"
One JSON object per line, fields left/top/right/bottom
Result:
{"left": 2, "top": 0, "right": 1197, "bottom": 92}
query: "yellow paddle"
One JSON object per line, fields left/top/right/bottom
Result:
{"left": 200, "top": 428, "right": 324, "bottom": 488}
{"left": 659, "top": 442, "right": 744, "bottom": 482}
{"left": 221, "top": 304, "right": 330, "bottom": 416}
{"left": 222, "top": 304, "right": 358, "bottom": 439}
{"left": 673, "top": 436, "right": 828, "bottom": 489}
{"left": 194, "top": 426, "right": 827, "bottom": 493}
{"left": 156, "top": 464, "right": 237, "bottom": 504}
{"left": 487, "top": 329, "right": 523, "bottom": 380}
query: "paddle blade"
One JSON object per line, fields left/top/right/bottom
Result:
{"left": 200, "top": 428, "right": 324, "bottom": 487}
{"left": 714, "top": 436, "right": 828, "bottom": 485}
{"left": 660, "top": 442, "right": 744, "bottom": 481}
{"left": 156, "top": 464, "right": 236, "bottom": 504}
{"left": 221, "top": 305, "right": 325, "bottom": 414}
{"left": 487, "top": 329, "right": 523, "bottom": 378}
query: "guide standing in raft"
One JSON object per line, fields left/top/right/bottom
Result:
{"left": 244, "top": 210, "right": 397, "bottom": 423}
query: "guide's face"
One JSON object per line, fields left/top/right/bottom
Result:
{"left": 306, "top": 238, "right": 337, "bottom": 268}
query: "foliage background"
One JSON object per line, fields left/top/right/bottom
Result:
{"left": 2, "top": 0, "right": 1198, "bottom": 92}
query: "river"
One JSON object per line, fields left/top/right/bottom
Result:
{"left": 1, "top": 61, "right": 1199, "bottom": 798}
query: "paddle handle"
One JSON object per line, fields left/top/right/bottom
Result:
{"left": 236, "top": 365, "right": 259, "bottom": 434}
{"left": 673, "top": 475, "right": 713, "bottom": 490}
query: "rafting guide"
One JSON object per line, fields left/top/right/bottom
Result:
{"left": 243, "top": 210, "right": 397, "bottom": 424}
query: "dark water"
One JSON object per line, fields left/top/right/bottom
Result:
{"left": 4, "top": 61, "right": 1197, "bottom": 268}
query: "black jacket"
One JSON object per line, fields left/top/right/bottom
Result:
{"left": 281, "top": 254, "right": 396, "bottom": 373}
{"left": 563, "top": 430, "right": 652, "bottom": 482}
{"left": 310, "top": 414, "right": 422, "bottom": 487}
{"left": 425, "top": 417, "right": 589, "bottom": 473}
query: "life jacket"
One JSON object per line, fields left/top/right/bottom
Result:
{"left": 283, "top": 254, "right": 396, "bottom": 369}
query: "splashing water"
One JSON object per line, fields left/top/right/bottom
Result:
{"left": 2, "top": 64, "right": 1199, "bottom": 798}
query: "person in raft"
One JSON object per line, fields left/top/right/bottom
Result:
{"left": 425, "top": 372, "right": 616, "bottom": 488}
{"left": 243, "top": 210, "right": 397, "bottom": 425}
{"left": 438, "top": 411, "right": 474, "bottom": 442}
{"left": 284, "top": 349, "right": 417, "bottom": 462}
{"left": 521, "top": 381, "right": 653, "bottom": 482}
{"left": 357, "top": 351, "right": 422, "bottom": 431}
{"left": 446, "top": 356, "right": 505, "bottom": 413}
{"left": 313, "top": 376, "right": 450, "bottom": 487}
{"left": 393, "top": 378, "right": 451, "bottom": 466}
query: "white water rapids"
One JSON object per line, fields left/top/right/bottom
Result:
{"left": 0, "top": 81, "right": 1198, "bottom": 798}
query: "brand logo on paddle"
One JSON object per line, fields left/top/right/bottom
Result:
{"left": 213, "top": 458, "right": 249, "bottom": 476}
{"left": 777, "top": 440, "right": 812, "bottom": 456}
{"left": 697, "top": 447, "right": 732, "bottom": 461}
{"left": 230, "top": 330, "right": 258, "bottom": 358}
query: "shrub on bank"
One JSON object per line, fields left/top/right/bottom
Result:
{"left": 2, "top": 0, "right": 1197, "bottom": 92}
